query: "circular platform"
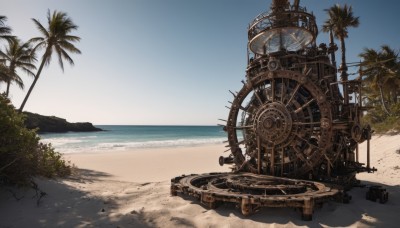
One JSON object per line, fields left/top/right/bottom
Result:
{"left": 171, "top": 172, "right": 342, "bottom": 220}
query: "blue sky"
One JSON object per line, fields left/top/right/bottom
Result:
{"left": 1, "top": 0, "right": 399, "bottom": 125}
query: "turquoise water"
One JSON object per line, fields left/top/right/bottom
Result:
{"left": 40, "top": 125, "right": 227, "bottom": 153}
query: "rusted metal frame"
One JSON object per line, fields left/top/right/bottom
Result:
{"left": 292, "top": 146, "right": 314, "bottom": 170}
{"left": 281, "top": 148, "right": 284, "bottom": 176}
{"left": 248, "top": 11, "right": 317, "bottom": 40}
{"left": 271, "top": 144, "right": 275, "bottom": 175}
{"left": 271, "top": 79, "right": 276, "bottom": 102}
{"left": 285, "top": 83, "right": 301, "bottom": 107}
{"left": 293, "top": 122, "right": 321, "bottom": 125}
{"left": 171, "top": 173, "right": 340, "bottom": 220}
{"left": 294, "top": 98, "right": 316, "bottom": 113}
{"left": 257, "top": 136, "right": 262, "bottom": 174}
{"left": 280, "top": 78, "right": 285, "bottom": 103}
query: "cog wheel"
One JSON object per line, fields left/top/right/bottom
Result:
{"left": 226, "top": 70, "right": 333, "bottom": 178}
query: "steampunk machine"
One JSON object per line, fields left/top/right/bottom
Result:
{"left": 171, "top": 0, "right": 376, "bottom": 220}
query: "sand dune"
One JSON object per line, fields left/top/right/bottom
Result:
{"left": 1, "top": 135, "right": 399, "bottom": 227}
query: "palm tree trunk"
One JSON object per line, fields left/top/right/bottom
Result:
{"left": 378, "top": 85, "right": 390, "bottom": 115}
{"left": 328, "top": 29, "right": 336, "bottom": 67}
{"left": 340, "top": 37, "right": 349, "bottom": 105}
{"left": 5, "top": 79, "right": 10, "bottom": 97}
{"left": 6, "top": 64, "right": 15, "bottom": 98}
{"left": 19, "top": 53, "right": 48, "bottom": 112}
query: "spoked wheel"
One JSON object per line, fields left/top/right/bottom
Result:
{"left": 226, "top": 70, "right": 333, "bottom": 178}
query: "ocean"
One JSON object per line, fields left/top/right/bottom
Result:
{"left": 39, "top": 125, "right": 227, "bottom": 153}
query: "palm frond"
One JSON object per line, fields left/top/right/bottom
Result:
{"left": 0, "top": 50, "right": 11, "bottom": 60}
{"left": 63, "top": 35, "right": 81, "bottom": 42}
{"left": 44, "top": 47, "right": 53, "bottom": 66}
{"left": 11, "top": 72, "right": 24, "bottom": 89}
{"left": 32, "top": 18, "right": 49, "bottom": 38}
{"left": 59, "top": 40, "right": 81, "bottom": 54}
{"left": 20, "top": 67, "right": 36, "bottom": 77}
{"left": 60, "top": 47, "right": 74, "bottom": 66}
{"left": 323, "top": 4, "right": 359, "bottom": 39}
{"left": 54, "top": 45, "right": 64, "bottom": 71}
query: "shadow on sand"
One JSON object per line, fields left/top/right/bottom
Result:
{"left": 184, "top": 179, "right": 400, "bottom": 227}
{"left": 1, "top": 170, "right": 398, "bottom": 227}
{"left": 0, "top": 169, "right": 151, "bottom": 228}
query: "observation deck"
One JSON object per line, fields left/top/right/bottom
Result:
{"left": 248, "top": 4, "right": 318, "bottom": 55}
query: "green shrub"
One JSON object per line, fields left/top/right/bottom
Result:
{"left": 362, "top": 103, "right": 400, "bottom": 133}
{"left": 0, "top": 94, "right": 71, "bottom": 186}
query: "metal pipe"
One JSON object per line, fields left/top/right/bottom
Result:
{"left": 271, "top": 146, "right": 275, "bottom": 175}
{"left": 257, "top": 136, "right": 261, "bottom": 174}
{"left": 367, "top": 134, "right": 370, "bottom": 171}
{"left": 356, "top": 143, "right": 359, "bottom": 163}
{"left": 293, "top": 0, "right": 300, "bottom": 10}
{"left": 271, "top": 0, "right": 288, "bottom": 11}
{"left": 281, "top": 148, "right": 284, "bottom": 176}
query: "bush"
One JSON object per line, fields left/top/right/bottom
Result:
{"left": 0, "top": 94, "right": 71, "bottom": 186}
{"left": 362, "top": 103, "right": 400, "bottom": 133}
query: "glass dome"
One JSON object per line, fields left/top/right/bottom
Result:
{"left": 247, "top": 6, "right": 318, "bottom": 55}
{"left": 249, "top": 27, "right": 314, "bottom": 54}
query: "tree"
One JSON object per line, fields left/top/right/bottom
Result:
{"left": 359, "top": 45, "right": 400, "bottom": 115}
{"left": 0, "top": 15, "right": 13, "bottom": 42}
{"left": 0, "top": 38, "right": 37, "bottom": 97}
{"left": 0, "top": 16, "right": 13, "bottom": 92}
{"left": 0, "top": 64, "right": 10, "bottom": 89}
{"left": 322, "top": 4, "right": 359, "bottom": 104}
{"left": 19, "top": 10, "right": 81, "bottom": 112}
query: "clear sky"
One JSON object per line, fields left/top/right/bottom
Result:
{"left": 1, "top": 0, "right": 399, "bottom": 125}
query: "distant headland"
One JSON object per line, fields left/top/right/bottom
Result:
{"left": 24, "top": 112, "right": 103, "bottom": 133}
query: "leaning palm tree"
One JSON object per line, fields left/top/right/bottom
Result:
{"left": 359, "top": 45, "right": 400, "bottom": 115}
{"left": 0, "top": 38, "right": 37, "bottom": 97}
{"left": 19, "top": 10, "right": 81, "bottom": 112}
{"left": 322, "top": 4, "right": 359, "bottom": 103}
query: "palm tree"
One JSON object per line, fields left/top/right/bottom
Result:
{"left": 19, "top": 10, "right": 81, "bottom": 112}
{"left": 321, "top": 21, "right": 337, "bottom": 67}
{"left": 322, "top": 4, "right": 359, "bottom": 104}
{"left": 0, "top": 38, "right": 37, "bottom": 97}
{"left": 0, "top": 63, "right": 10, "bottom": 84}
{"left": 0, "top": 16, "right": 13, "bottom": 42}
{"left": 0, "top": 15, "right": 13, "bottom": 92}
{"left": 359, "top": 45, "right": 400, "bottom": 115}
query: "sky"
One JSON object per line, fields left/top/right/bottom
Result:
{"left": 1, "top": 0, "right": 399, "bottom": 125}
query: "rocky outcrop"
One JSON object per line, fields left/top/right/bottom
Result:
{"left": 24, "top": 112, "right": 103, "bottom": 133}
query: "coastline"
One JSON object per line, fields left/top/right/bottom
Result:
{"left": 1, "top": 137, "right": 399, "bottom": 227}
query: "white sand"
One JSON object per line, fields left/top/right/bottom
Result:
{"left": 1, "top": 136, "right": 400, "bottom": 228}
{"left": 63, "top": 145, "right": 231, "bottom": 182}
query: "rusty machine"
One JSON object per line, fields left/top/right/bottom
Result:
{"left": 171, "top": 0, "right": 375, "bottom": 220}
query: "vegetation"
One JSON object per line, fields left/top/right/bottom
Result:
{"left": 360, "top": 46, "right": 400, "bottom": 133}
{"left": 19, "top": 10, "right": 81, "bottom": 112}
{"left": 323, "top": 4, "right": 399, "bottom": 133}
{"left": 0, "top": 16, "right": 13, "bottom": 90}
{"left": 0, "top": 16, "right": 13, "bottom": 42}
{"left": 0, "top": 94, "right": 71, "bottom": 186}
{"left": 0, "top": 38, "right": 37, "bottom": 97}
{"left": 322, "top": 4, "right": 359, "bottom": 102}
{"left": 0, "top": 11, "right": 79, "bottom": 187}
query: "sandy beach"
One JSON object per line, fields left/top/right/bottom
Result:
{"left": 1, "top": 135, "right": 400, "bottom": 228}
